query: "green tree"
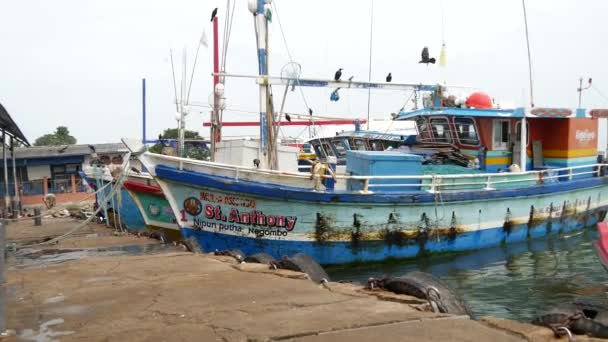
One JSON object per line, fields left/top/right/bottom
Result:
{"left": 34, "top": 126, "right": 77, "bottom": 146}
{"left": 149, "top": 128, "right": 209, "bottom": 160}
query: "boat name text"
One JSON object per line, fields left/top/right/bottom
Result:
{"left": 201, "top": 204, "right": 297, "bottom": 230}
{"left": 200, "top": 191, "right": 256, "bottom": 208}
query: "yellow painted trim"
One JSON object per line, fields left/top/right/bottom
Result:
{"left": 298, "top": 153, "right": 317, "bottom": 160}
{"left": 543, "top": 148, "right": 597, "bottom": 158}
{"left": 486, "top": 157, "right": 511, "bottom": 165}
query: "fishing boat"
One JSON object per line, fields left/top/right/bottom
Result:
{"left": 80, "top": 166, "right": 147, "bottom": 234}
{"left": 127, "top": 1, "right": 608, "bottom": 264}
{"left": 122, "top": 172, "right": 181, "bottom": 242}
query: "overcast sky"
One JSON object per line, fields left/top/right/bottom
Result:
{"left": 1, "top": 0, "right": 608, "bottom": 147}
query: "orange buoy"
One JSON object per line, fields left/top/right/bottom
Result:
{"left": 465, "top": 92, "right": 493, "bottom": 109}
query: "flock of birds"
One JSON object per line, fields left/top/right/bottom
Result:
{"left": 333, "top": 47, "right": 436, "bottom": 83}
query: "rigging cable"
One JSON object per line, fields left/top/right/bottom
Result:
{"left": 592, "top": 85, "right": 608, "bottom": 105}
{"left": 272, "top": 1, "right": 316, "bottom": 137}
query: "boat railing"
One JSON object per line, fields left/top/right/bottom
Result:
{"left": 146, "top": 153, "right": 608, "bottom": 194}
{"left": 341, "top": 164, "right": 608, "bottom": 193}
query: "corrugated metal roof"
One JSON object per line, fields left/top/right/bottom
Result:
{"left": 0, "top": 103, "right": 30, "bottom": 146}
{"left": 6, "top": 143, "right": 128, "bottom": 159}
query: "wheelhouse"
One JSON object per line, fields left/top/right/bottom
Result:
{"left": 399, "top": 106, "right": 601, "bottom": 174}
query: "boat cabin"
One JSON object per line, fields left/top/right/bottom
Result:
{"left": 306, "top": 131, "right": 416, "bottom": 165}
{"left": 397, "top": 91, "right": 600, "bottom": 174}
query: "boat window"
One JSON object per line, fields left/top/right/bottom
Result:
{"left": 416, "top": 117, "right": 432, "bottom": 142}
{"left": 332, "top": 139, "right": 348, "bottom": 157}
{"left": 429, "top": 118, "right": 453, "bottom": 143}
{"left": 351, "top": 139, "right": 368, "bottom": 151}
{"left": 311, "top": 142, "right": 326, "bottom": 158}
{"left": 493, "top": 119, "right": 511, "bottom": 150}
{"left": 454, "top": 118, "right": 479, "bottom": 145}
{"left": 370, "top": 140, "right": 385, "bottom": 151}
{"left": 321, "top": 142, "right": 336, "bottom": 157}
{"left": 515, "top": 121, "right": 529, "bottom": 146}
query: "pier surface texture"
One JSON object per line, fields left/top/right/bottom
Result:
{"left": 4, "top": 218, "right": 602, "bottom": 341}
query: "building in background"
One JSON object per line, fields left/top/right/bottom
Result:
{"left": 0, "top": 143, "right": 130, "bottom": 207}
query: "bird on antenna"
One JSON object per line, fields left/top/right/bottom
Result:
{"left": 334, "top": 68, "right": 343, "bottom": 81}
{"left": 308, "top": 108, "right": 313, "bottom": 116}
{"left": 419, "top": 47, "right": 436, "bottom": 65}
{"left": 386, "top": 73, "right": 392, "bottom": 82}
{"left": 210, "top": 8, "right": 218, "bottom": 22}
{"left": 285, "top": 113, "right": 292, "bottom": 122}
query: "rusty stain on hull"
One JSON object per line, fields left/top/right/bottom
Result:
{"left": 503, "top": 208, "right": 513, "bottom": 234}
{"left": 351, "top": 213, "right": 362, "bottom": 248}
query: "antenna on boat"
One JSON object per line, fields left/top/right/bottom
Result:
{"left": 521, "top": 0, "right": 535, "bottom": 108}
{"left": 169, "top": 50, "right": 180, "bottom": 113}
{"left": 577, "top": 77, "right": 593, "bottom": 108}
{"left": 366, "top": 0, "right": 375, "bottom": 130}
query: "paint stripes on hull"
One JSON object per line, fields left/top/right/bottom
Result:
{"left": 151, "top": 165, "right": 608, "bottom": 264}
{"left": 180, "top": 215, "right": 602, "bottom": 265}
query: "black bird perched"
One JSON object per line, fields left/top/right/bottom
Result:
{"left": 285, "top": 113, "right": 291, "bottom": 122}
{"left": 386, "top": 73, "right": 392, "bottom": 82}
{"left": 308, "top": 108, "right": 313, "bottom": 116}
{"left": 253, "top": 158, "right": 260, "bottom": 168}
{"left": 334, "top": 68, "right": 343, "bottom": 81}
{"left": 210, "top": 8, "right": 218, "bottom": 22}
{"left": 419, "top": 47, "right": 436, "bottom": 64}
{"left": 87, "top": 144, "right": 96, "bottom": 153}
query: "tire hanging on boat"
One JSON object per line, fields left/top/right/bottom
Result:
{"left": 278, "top": 253, "right": 330, "bottom": 283}
{"left": 244, "top": 252, "right": 276, "bottom": 264}
{"left": 532, "top": 299, "right": 608, "bottom": 339}
{"left": 378, "top": 271, "right": 473, "bottom": 317}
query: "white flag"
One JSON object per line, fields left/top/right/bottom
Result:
{"left": 200, "top": 30, "right": 208, "bottom": 48}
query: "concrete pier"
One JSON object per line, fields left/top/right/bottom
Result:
{"left": 2, "top": 218, "right": 596, "bottom": 341}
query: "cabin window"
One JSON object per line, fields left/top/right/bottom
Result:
{"left": 351, "top": 139, "right": 367, "bottom": 151}
{"left": 515, "top": 121, "right": 529, "bottom": 146}
{"left": 416, "top": 117, "right": 432, "bottom": 142}
{"left": 332, "top": 139, "right": 348, "bottom": 157}
{"left": 493, "top": 119, "right": 511, "bottom": 150}
{"left": 321, "top": 142, "right": 335, "bottom": 157}
{"left": 311, "top": 142, "right": 325, "bottom": 158}
{"left": 454, "top": 118, "right": 479, "bottom": 145}
{"left": 429, "top": 118, "right": 453, "bottom": 143}
{"left": 370, "top": 140, "right": 382, "bottom": 151}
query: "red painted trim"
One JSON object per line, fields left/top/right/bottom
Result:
{"left": 202, "top": 119, "right": 367, "bottom": 127}
{"left": 123, "top": 180, "right": 164, "bottom": 197}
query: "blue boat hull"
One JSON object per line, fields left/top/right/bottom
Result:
{"left": 180, "top": 215, "right": 602, "bottom": 264}
{"left": 149, "top": 163, "right": 608, "bottom": 265}
{"left": 82, "top": 176, "right": 146, "bottom": 232}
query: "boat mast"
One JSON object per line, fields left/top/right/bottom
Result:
{"left": 250, "top": 0, "right": 277, "bottom": 169}
{"left": 211, "top": 13, "right": 221, "bottom": 161}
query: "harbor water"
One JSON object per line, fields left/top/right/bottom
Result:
{"left": 326, "top": 226, "right": 608, "bottom": 322}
